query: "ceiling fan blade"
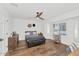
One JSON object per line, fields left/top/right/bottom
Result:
{"left": 39, "top": 17, "right": 44, "bottom": 20}
{"left": 36, "top": 12, "right": 43, "bottom": 17}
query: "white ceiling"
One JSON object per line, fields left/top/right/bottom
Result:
{"left": 1, "top": 3, "right": 79, "bottom": 20}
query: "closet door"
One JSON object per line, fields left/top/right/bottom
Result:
{"left": 0, "top": 16, "right": 9, "bottom": 55}
{"left": 0, "top": 16, "right": 4, "bottom": 55}
{"left": 3, "top": 17, "right": 9, "bottom": 54}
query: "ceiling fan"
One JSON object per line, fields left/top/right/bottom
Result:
{"left": 35, "top": 12, "right": 44, "bottom": 20}
{"left": 28, "top": 12, "right": 44, "bottom": 20}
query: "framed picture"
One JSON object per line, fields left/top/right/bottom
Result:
{"left": 27, "top": 24, "right": 32, "bottom": 28}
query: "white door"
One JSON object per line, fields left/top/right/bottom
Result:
{"left": 3, "top": 17, "right": 8, "bottom": 54}
{"left": 0, "top": 16, "right": 8, "bottom": 55}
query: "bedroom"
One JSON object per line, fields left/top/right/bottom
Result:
{"left": 0, "top": 3, "right": 79, "bottom": 56}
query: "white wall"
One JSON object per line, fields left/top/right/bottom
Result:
{"left": 43, "top": 22, "right": 53, "bottom": 39}
{"left": 12, "top": 19, "right": 46, "bottom": 40}
{"left": 9, "top": 18, "right": 54, "bottom": 40}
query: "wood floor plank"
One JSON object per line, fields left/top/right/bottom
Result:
{"left": 5, "top": 39, "right": 71, "bottom": 56}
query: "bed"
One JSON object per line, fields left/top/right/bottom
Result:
{"left": 25, "top": 31, "right": 46, "bottom": 47}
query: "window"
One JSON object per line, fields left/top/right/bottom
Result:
{"left": 47, "top": 24, "right": 50, "bottom": 34}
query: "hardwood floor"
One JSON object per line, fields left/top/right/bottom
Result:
{"left": 5, "top": 39, "right": 71, "bottom": 56}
